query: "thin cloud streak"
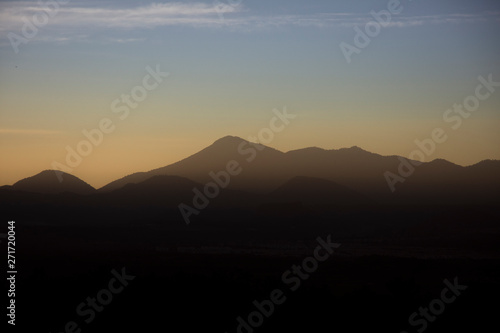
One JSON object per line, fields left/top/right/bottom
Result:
{"left": 0, "top": 2, "right": 498, "bottom": 42}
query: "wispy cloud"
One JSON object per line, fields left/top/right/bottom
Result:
{"left": 0, "top": 1, "right": 498, "bottom": 43}
{"left": 0, "top": 2, "right": 240, "bottom": 30}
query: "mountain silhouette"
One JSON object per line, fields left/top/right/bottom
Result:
{"left": 9, "top": 170, "right": 95, "bottom": 194}
{"left": 3, "top": 137, "right": 500, "bottom": 205}
{"left": 99, "top": 135, "right": 389, "bottom": 193}
{"left": 395, "top": 158, "right": 500, "bottom": 204}
{"left": 100, "top": 135, "right": 286, "bottom": 192}
{"left": 96, "top": 135, "right": 500, "bottom": 204}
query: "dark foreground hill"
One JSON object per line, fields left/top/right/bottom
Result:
{"left": 9, "top": 170, "right": 95, "bottom": 194}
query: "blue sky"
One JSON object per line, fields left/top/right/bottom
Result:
{"left": 0, "top": 0, "right": 499, "bottom": 186}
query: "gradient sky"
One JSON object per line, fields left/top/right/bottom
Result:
{"left": 1, "top": 0, "right": 499, "bottom": 188}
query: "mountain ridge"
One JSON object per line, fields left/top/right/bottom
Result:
{"left": 2, "top": 136, "right": 499, "bottom": 202}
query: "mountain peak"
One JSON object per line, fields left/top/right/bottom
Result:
{"left": 428, "top": 158, "right": 459, "bottom": 168}
{"left": 210, "top": 135, "right": 275, "bottom": 153}
{"left": 341, "top": 145, "right": 367, "bottom": 153}
{"left": 212, "top": 135, "right": 247, "bottom": 146}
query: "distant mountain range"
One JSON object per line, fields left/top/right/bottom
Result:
{"left": 2, "top": 136, "right": 499, "bottom": 205}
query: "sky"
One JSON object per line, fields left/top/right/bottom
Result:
{"left": 0, "top": 0, "right": 499, "bottom": 188}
